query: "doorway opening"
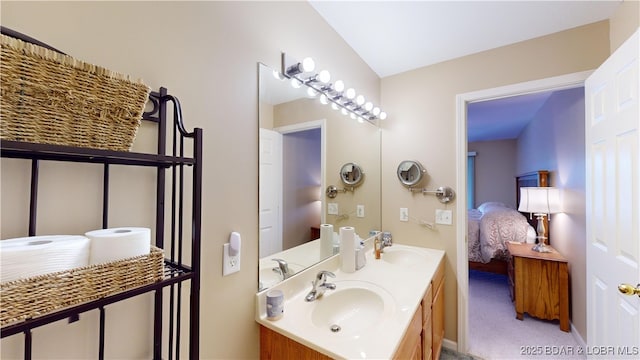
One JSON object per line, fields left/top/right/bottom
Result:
{"left": 455, "top": 71, "right": 592, "bottom": 356}
{"left": 275, "top": 120, "right": 325, "bottom": 252}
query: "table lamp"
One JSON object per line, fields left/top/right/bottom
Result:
{"left": 518, "top": 187, "right": 561, "bottom": 252}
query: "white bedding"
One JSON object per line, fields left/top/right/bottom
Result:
{"left": 467, "top": 209, "right": 483, "bottom": 262}
{"left": 468, "top": 203, "right": 534, "bottom": 263}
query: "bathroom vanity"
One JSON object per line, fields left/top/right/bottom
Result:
{"left": 256, "top": 242, "right": 445, "bottom": 360}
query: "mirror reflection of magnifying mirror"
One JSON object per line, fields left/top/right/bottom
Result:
{"left": 340, "top": 162, "right": 364, "bottom": 187}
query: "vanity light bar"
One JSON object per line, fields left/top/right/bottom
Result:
{"left": 281, "top": 53, "right": 387, "bottom": 123}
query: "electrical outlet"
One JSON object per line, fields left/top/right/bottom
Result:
{"left": 223, "top": 243, "right": 241, "bottom": 276}
{"left": 357, "top": 205, "right": 365, "bottom": 218}
{"left": 400, "top": 207, "right": 409, "bottom": 222}
{"left": 435, "top": 209, "right": 453, "bottom": 225}
{"left": 328, "top": 203, "right": 339, "bottom": 215}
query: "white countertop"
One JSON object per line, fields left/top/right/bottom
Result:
{"left": 255, "top": 242, "right": 445, "bottom": 359}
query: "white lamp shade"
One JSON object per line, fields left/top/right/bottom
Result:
{"left": 518, "top": 187, "right": 561, "bottom": 214}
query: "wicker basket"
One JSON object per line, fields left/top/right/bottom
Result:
{"left": 0, "top": 246, "right": 164, "bottom": 327}
{"left": 0, "top": 34, "right": 150, "bottom": 151}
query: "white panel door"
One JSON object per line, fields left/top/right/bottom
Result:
{"left": 259, "top": 128, "right": 283, "bottom": 258}
{"left": 586, "top": 28, "right": 640, "bottom": 355}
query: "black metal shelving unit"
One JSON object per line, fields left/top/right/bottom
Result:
{"left": 0, "top": 27, "right": 202, "bottom": 360}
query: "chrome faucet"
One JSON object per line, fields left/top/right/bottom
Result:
{"left": 272, "top": 258, "right": 294, "bottom": 280}
{"left": 305, "top": 270, "right": 336, "bottom": 302}
{"left": 380, "top": 232, "right": 393, "bottom": 253}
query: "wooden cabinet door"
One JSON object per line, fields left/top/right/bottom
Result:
{"left": 422, "top": 284, "right": 433, "bottom": 360}
{"left": 394, "top": 305, "right": 423, "bottom": 360}
{"left": 260, "top": 325, "right": 331, "bottom": 360}
{"left": 423, "top": 310, "right": 432, "bottom": 360}
{"left": 431, "top": 262, "right": 445, "bottom": 360}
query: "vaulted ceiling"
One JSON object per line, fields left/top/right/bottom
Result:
{"left": 309, "top": 1, "right": 621, "bottom": 78}
{"left": 309, "top": 1, "right": 619, "bottom": 141}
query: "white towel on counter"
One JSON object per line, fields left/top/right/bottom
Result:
{"left": 1, "top": 235, "right": 91, "bottom": 283}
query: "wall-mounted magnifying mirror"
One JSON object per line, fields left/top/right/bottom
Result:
{"left": 397, "top": 159, "right": 455, "bottom": 203}
{"left": 340, "top": 162, "right": 364, "bottom": 187}
{"left": 397, "top": 160, "right": 426, "bottom": 187}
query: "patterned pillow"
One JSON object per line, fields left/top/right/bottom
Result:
{"left": 477, "top": 202, "right": 509, "bottom": 213}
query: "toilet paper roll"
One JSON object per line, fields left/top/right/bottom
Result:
{"left": 319, "top": 224, "right": 334, "bottom": 259}
{"left": 339, "top": 226, "right": 356, "bottom": 273}
{"left": 85, "top": 227, "right": 151, "bottom": 265}
{"left": 1, "top": 235, "right": 91, "bottom": 283}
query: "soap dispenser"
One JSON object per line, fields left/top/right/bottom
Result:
{"left": 355, "top": 238, "right": 366, "bottom": 270}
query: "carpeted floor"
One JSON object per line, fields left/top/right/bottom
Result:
{"left": 467, "top": 270, "right": 585, "bottom": 360}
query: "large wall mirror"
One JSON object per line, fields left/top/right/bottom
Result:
{"left": 258, "top": 63, "right": 381, "bottom": 291}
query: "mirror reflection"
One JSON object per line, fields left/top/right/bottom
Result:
{"left": 258, "top": 63, "right": 381, "bottom": 291}
{"left": 340, "top": 162, "right": 364, "bottom": 187}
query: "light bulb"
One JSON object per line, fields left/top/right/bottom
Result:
{"left": 358, "top": 117, "right": 365, "bottom": 123}
{"left": 350, "top": 113, "right": 356, "bottom": 120}
{"left": 291, "top": 78, "right": 302, "bottom": 89}
{"left": 341, "top": 108, "right": 348, "bottom": 115}
{"left": 318, "top": 70, "right": 331, "bottom": 83}
{"left": 331, "top": 103, "right": 339, "bottom": 110}
{"left": 319, "top": 94, "right": 328, "bottom": 105}
{"left": 272, "top": 70, "right": 284, "bottom": 81}
{"left": 372, "top": 107, "right": 381, "bottom": 116}
{"left": 307, "top": 87, "right": 317, "bottom": 97}
{"left": 345, "top": 88, "right": 356, "bottom": 99}
{"left": 334, "top": 80, "right": 345, "bottom": 93}
{"left": 356, "top": 95, "right": 365, "bottom": 106}
{"left": 364, "top": 102, "right": 373, "bottom": 111}
{"left": 302, "top": 57, "right": 315, "bottom": 72}
{"left": 379, "top": 111, "right": 387, "bottom": 120}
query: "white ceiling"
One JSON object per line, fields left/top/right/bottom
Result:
{"left": 308, "top": 0, "right": 622, "bottom": 142}
{"left": 309, "top": 0, "right": 622, "bottom": 78}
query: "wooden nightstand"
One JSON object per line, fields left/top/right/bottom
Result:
{"left": 506, "top": 242, "right": 570, "bottom": 332}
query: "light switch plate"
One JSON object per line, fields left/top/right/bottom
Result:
{"left": 435, "top": 209, "right": 453, "bottom": 225}
{"left": 328, "top": 203, "right": 339, "bottom": 215}
{"left": 357, "top": 205, "right": 365, "bottom": 218}
{"left": 223, "top": 243, "right": 240, "bottom": 276}
{"left": 400, "top": 208, "right": 409, "bottom": 222}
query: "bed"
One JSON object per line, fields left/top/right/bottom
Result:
{"left": 468, "top": 170, "right": 549, "bottom": 274}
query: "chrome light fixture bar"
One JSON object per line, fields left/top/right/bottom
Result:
{"left": 281, "top": 53, "right": 387, "bottom": 123}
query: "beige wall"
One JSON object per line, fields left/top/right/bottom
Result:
{"left": 0, "top": 2, "right": 379, "bottom": 359}
{"left": 609, "top": 0, "right": 640, "bottom": 53}
{"left": 380, "top": 21, "right": 610, "bottom": 343}
{"left": 468, "top": 140, "right": 518, "bottom": 208}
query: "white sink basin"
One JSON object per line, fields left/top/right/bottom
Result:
{"left": 309, "top": 280, "right": 396, "bottom": 336}
{"left": 380, "top": 247, "right": 429, "bottom": 267}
